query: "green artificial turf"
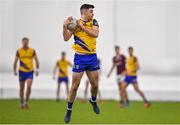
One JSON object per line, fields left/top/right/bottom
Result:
{"left": 0, "top": 99, "right": 180, "bottom": 124}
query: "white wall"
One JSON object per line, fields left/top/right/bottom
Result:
{"left": 0, "top": 0, "right": 115, "bottom": 74}
{"left": 1, "top": 0, "right": 180, "bottom": 74}
{"left": 115, "top": 1, "right": 180, "bottom": 74}
{"left": 0, "top": 0, "right": 180, "bottom": 100}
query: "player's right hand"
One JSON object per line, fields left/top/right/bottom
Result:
{"left": 14, "top": 71, "right": 17, "bottom": 76}
{"left": 63, "top": 16, "right": 73, "bottom": 27}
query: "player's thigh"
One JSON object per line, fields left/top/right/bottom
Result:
{"left": 19, "top": 81, "right": 25, "bottom": 90}
{"left": 86, "top": 70, "right": 99, "bottom": 85}
{"left": 26, "top": 79, "right": 33, "bottom": 88}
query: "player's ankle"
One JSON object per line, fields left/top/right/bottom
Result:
{"left": 90, "top": 96, "right": 97, "bottom": 102}
{"left": 67, "top": 101, "right": 73, "bottom": 111}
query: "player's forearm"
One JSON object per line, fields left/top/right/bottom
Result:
{"left": 63, "top": 26, "right": 72, "bottom": 41}
{"left": 35, "top": 59, "right": 40, "bottom": 70}
{"left": 108, "top": 66, "right": 114, "bottom": 76}
{"left": 53, "top": 66, "right": 57, "bottom": 76}
{"left": 36, "top": 63, "right": 39, "bottom": 70}
{"left": 13, "top": 59, "right": 18, "bottom": 73}
{"left": 13, "top": 63, "right": 17, "bottom": 73}
{"left": 82, "top": 27, "right": 99, "bottom": 38}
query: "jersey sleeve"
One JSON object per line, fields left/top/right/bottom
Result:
{"left": 93, "top": 19, "right": 99, "bottom": 27}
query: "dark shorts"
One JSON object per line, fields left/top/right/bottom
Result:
{"left": 72, "top": 53, "right": 100, "bottom": 72}
{"left": 58, "top": 77, "right": 69, "bottom": 84}
{"left": 19, "top": 71, "right": 33, "bottom": 81}
{"left": 124, "top": 75, "right": 137, "bottom": 84}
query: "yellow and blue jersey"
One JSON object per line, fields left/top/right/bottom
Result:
{"left": 72, "top": 19, "right": 99, "bottom": 54}
{"left": 57, "top": 59, "right": 70, "bottom": 78}
{"left": 126, "top": 56, "right": 138, "bottom": 76}
{"left": 16, "top": 47, "right": 36, "bottom": 72}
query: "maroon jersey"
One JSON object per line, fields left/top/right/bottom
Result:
{"left": 113, "top": 54, "right": 126, "bottom": 75}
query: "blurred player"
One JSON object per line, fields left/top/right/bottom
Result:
{"left": 53, "top": 52, "right": 72, "bottom": 102}
{"left": 82, "top": 59, "right": 101, "bottom": 103}
{"left": 107, "top": 46, "right": 129, "bottom": 108}
{"left": 63, "top": 4, "right": 100, "bottom": 123}
{"left": 13, "top": 37, "right": 39, "bottom": 109}
{"left": 121, "top": 46, "right": 151, "bottom": 108}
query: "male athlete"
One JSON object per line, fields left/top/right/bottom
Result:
{"left": 107, "top": 46, "right": 129, "bottom": 108}
{"left": 63, "top": 4, "right": 100, "bottom": 123}
{"left": 53, "top": 52, "right": 72, "bottom": 102}
{"left": 13, "top": 37, "right": 39, "bottom": 109}
{"left": 121, "top": 47, "right": 151, "bottom": 108}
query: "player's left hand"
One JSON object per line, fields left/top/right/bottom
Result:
{"left": 63, "top": 16, "right": 73, "bottom": 28}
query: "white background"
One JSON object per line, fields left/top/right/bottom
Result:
{"left": 0, "top": 0, "right": 180, "bottom": 101}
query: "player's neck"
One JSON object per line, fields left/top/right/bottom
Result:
{"left": 116, "top": 53, "right": 120, "bottom": 56}
{"left": 22, "top": 46, "right": 29, "bottom": 50}
{"left": 81, "top": 15, "right": 89, "bottom": 22}
{"left": 61, "top": 57, "right": 65, "bottom": 60}
{"left": 129, "top": 54, "right": 134, "bottom": 57}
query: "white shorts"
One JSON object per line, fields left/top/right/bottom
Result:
{"left": 116, "top": 74, "right": 125, "bottom": 84}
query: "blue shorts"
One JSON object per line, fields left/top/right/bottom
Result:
{"left": 58, "top": 77, "right": 69, "bottom": 84}
{"left": 124, "top": 75, "right": 137, "bottom": 84}
{"left": 72, "top": 53, "right": 100, "bottom": 72}
{"left": 19, "top": 71, "right": 33, "bottom": 81}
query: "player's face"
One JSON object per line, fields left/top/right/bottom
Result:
{"left": 22, "top": 40, "right": 29, "bottom": 48}
{"left": 62, "top": 53, "right": 65, "bottom": 58}
{"left": 115, "top": 48, "right": 120, "bottom": 54}
{"left": 85, "top": 8, "right": 94, "bottom": 20}
{"left": 128, "top": 48, "right": 133, "bottom": 55}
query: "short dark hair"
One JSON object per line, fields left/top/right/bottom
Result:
{"left": 128, "top": 46, "right": 133, "bottom": 50}
{"left": 115, "top": 46, "right": 120, "bottom": 49}
{"left": 61, "top": 52, "right": 66, "bottom": 56}
{"left": 80, "top": 4, "right": 94, "bottom": 11}
{"left": 22, "top": 37, "right": 29, "bottom": 41}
